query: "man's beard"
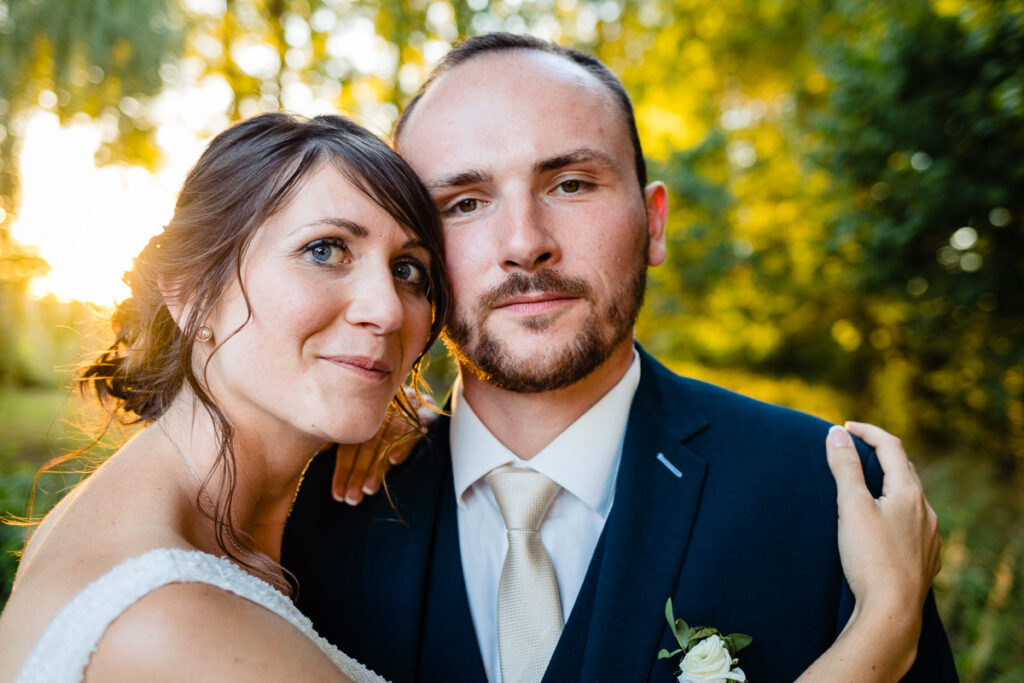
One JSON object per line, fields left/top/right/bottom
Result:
{"left": 442, "top": 256, "right": 647, "bottom": 394}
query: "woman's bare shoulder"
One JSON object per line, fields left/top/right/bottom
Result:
{"left": 2, "top": 441, "right": 206, "bottom": 681}
{"left": 87, "top": 582, "right": 350, "bottom": 682}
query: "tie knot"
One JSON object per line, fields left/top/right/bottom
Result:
{"left": 486, "top": 465, "right": 561, "bottom": 533}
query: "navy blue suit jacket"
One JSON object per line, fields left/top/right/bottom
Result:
{"left": 282, "top": 348, "right": 956, "bottom": 681}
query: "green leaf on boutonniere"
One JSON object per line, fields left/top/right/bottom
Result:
{"left": 688, "top": 626, "right": 718, "bottom": 647}
{"left": 664, "top": 598, "right": 692, "bottom": 649}
{"left": 659, "top": 598, "right": 753, "bottom": 676}
{"left": 724, "top": 633, "right": 753, "bottom": 655}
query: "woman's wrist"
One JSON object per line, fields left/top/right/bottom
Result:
{"left": 797, "top": 600, "right": 922, "bottom": 683}
{"left": 841, "top": 598, "right": 923, "bottom": 678}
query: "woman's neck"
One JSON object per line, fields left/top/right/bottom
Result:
{"left": 157, "top": 394, "right": 324, "bottom": 563}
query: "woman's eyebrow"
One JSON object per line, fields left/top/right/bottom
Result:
{"left": 304, "top": 218, "right": 369, "bottom": 238}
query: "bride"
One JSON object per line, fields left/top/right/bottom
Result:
{"left": 0, "top": 112, "right": 940, "bottom": 682}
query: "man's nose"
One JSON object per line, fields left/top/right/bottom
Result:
{"left": 499, "top": 196, "right": 560, "bottom": 273}
{"left": 344, "top": 265, "right": 404, "bottom": 334}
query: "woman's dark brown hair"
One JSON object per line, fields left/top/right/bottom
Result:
{"left": 76, "top": 112, "right": 451, "bottom": 591}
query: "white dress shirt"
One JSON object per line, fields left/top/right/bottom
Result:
{"left": 450, "top": 351, "right": 641, "bottom": 683}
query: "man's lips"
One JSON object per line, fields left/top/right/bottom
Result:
{"left": 494, "top": 293, "right": 578, "bottom": 315}
{"left": 321, "top": 355, "right": 393, "bottom": 381}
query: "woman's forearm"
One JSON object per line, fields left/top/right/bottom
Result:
{"left": 796, "top": 602, "right": 921, "bottom": 683}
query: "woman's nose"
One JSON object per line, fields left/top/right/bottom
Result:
{"left": 344, "top": 265, "right": 404, "bottom": 334}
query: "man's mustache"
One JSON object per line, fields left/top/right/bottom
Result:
{"left": 480, "top": 270, "right": 592, "bottom": 309}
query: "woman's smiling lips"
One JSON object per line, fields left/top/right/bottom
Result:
{"left": 494, "top": 293, "right": 578, "bottom": 315}
{"left": 321, "top": 355, "right": 393, "bottom": 381}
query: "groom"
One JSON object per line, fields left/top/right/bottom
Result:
{"left": 282, "top": 34, "right": 955, "bottom": 681}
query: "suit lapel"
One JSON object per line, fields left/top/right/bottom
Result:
{"left": 576, "top": 349, "right": 710, "bottom": 681}
{"left": 417, "top": 417, "right": 489, "bottom": 679}
{"left": 418, "top": 450, "right": 489, "bottom": 682}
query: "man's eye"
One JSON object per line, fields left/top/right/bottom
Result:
{"left": 456, "top": 198, "right": 478, "bottom": 213}
{"left": 305, "top": 238, "right": 349, "bottom": 265}
{"left": 559, "top": 179, "right": 582, "bottom": 193}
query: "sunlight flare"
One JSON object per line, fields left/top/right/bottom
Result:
{"left": 10, "top": 112, "right": 192, "bottom": 306}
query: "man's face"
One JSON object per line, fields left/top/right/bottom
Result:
{"left": 398, "top": 51, "right": 666, "bottom": 393}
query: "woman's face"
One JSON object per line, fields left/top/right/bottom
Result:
{"left": 200, "top": 163, "right": 434, "bottom": 447}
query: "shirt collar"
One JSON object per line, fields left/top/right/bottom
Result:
{"left": 450, "top": 349, "right": 641, "bottom": 518}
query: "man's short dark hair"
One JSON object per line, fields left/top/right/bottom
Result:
{"left": 393, "top": 32, "right": 648, "bottom": 190}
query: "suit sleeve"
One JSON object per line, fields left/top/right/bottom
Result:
{"left": 903, "top": 590, "right": 958, "bottom": 681}
{"left": 839, "top": 438, "right": 959, "bottom": 681}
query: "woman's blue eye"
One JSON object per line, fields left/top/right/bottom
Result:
{"left": 394, "top": 261, "right": 428, "bottom": 289}
{"left": 305, "top": 239, "right": 348, "bottom": 265}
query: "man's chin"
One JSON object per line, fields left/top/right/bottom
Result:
{"left": 473, "top": 359, "right": 592, "bottom": 394}
{"left": 444, "top": 330, "right": 613, "bottom": 394}
{"left": 489, "top": 303, "right": 587, "bottom": 335}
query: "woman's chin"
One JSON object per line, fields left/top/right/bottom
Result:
{"left": 312, "top": 411, "right": 388, "bottom": 447}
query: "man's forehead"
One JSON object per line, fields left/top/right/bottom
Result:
{"left": 398, "top": 50, "right": 617, "bottom": 144}
{"left": 396, "top": 50, "right": 628, "bottom": 178}
{"left": 438, "top": 49, "right": 599, "bottom": 91}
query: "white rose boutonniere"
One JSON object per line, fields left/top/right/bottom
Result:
{"left": 678, "top": 635, "right": 746, "bottom": 683}
{"left": 657, "top": 598, "right": 751, "bottom": 683}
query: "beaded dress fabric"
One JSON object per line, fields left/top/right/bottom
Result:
{"left": 15, "top": 548, "right": 386, "bottom": 683}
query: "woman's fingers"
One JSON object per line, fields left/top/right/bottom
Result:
{"left": 331, "top": 440, "right": 379, "bottom": 504}
{"left": 845, "top": 420, "right": 915, "bottom": 491}
{"left": 385, "top": 385, "right": 438, "bottom": 466}
{"left": 379, "top": 412, "right": 420, "bottom": 467}
{"left": 847, "top": 420, "right": 941, "bottom": 581}
{"left": 826, "top": 425, "right": 871, "bottom": 506}
{"left": 830, "top": 421, "right": 942, "bottom": 613}
{"left": 330, "top": 393, "right": 435, "bottom": 504}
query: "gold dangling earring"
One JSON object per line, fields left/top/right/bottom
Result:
{"left": 195, "top": 325, "right": 214, "bottom": 343}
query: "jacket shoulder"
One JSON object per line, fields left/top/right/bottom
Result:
{"left": 643, "top": 351, "right": 833, "bottom": 435}
{"left": 639, "top": 349, "right": 880, "bottom": 491}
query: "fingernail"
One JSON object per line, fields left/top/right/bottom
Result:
{"left": 362, "top": 476, "right": 379, "bottom": 495}
{"left": 345, "top": 489, "right": 363, "bottom": 506}
{"left": 829, "top": 425, "right": 853, "bottom": 447}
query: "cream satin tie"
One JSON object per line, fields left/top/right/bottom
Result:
{"left": 486, "top": 465, "right": 563, "bottom": 683}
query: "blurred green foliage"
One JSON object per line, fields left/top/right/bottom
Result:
{"left": 0, "top": 0, "right": 1020, "bottom": 677}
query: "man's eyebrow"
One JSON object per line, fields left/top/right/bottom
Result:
{"left": 306, "top": 218, "right": 369, "bottom": 238}
{"left": 534, "top": 148, "right": 618, "bottom": 174}
{"left": 425, "top": 169, "right": 493, "bottom": 191}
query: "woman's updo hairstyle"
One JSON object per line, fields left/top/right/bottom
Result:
{"left": 78, "top": 113, "right": 451, "bottom": 590}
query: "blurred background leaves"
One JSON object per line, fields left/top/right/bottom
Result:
{"left": 0, "top": 0, "right": 1020, "bottom": 677}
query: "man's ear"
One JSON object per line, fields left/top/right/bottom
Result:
{"left": 644, "top": 181, "right": 668, "bottom": 267}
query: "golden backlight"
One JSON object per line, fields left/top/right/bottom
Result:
{"left": 11, "top": 112, "right": 203, "bottom": 307}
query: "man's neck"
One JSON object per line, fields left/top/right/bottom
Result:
{"left": 459, "top": 339, "right": 636, "bottom": 460}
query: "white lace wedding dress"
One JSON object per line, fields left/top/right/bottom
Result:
{"left": 14, "top": 548, "right": 386, "bottom": 683}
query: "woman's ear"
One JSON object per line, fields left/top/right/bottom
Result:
{"left": 158, "top": 277, "right": 189, "bottom": 335}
